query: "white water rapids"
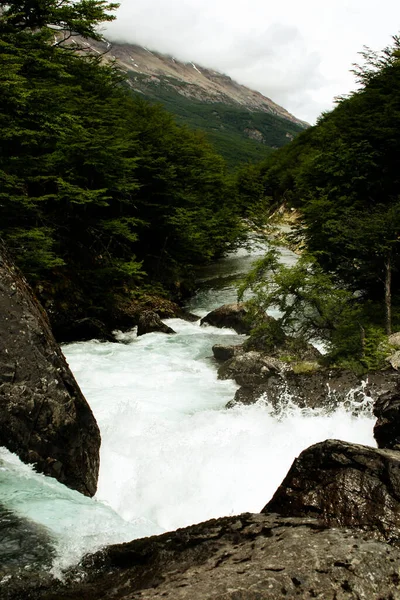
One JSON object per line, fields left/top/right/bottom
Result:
{"left": 0, "top": 239, "right": 376, "bottom": 578}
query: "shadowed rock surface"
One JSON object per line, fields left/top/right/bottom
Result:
{"left": 228, "top": 368, "right": 400, "bottom": 412}
{"left": 16, "top": 513, "right": 400, "bottom": 600}
{"left": 264, "top": 439, "right": 400, "bottom": 543}
{"left": 374, "top": 383, "right": 400, "bottom": 449}
{"left": 137, "top": 310, "right": 176, "bottom": 336}
{"left": 212, "top": 343, "right": 243, "bottom": 362}
{"left": 200, "top": 303, "right": 250, "bottom": 334}
{"left": 0, "top": 241, "right": 100, "bottom": 496}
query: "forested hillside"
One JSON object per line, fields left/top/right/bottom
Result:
{"left": 124, "top": 72, "right": 305, "bottom": 168}
{"left": 0, "top": 0, "right": 248, "bottom": 338}
{"left": 240, "top": 38, "right": 400, "bottom": 371}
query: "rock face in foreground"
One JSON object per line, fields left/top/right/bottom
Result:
{"left": 264, "top": 439, "right": 400, "bottom": 543}
{"left": 0, "top": 242, "right": 100, "bottom": 496}
{"left": 23, "top": 513, "right": 400, "bottom": 600}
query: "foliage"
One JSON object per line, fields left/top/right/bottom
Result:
{"left": 238, "top": 251, "right": 386, "bottom": 369}
{"left": 0, "top": 2, "right": 246, "bottom": 333}
{"left": 238, "top": 35, "right": 400, "bottom": 358}
{"left": 125, "top": 73, "right": 306, "bottom": 169}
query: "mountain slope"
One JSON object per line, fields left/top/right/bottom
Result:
{"left": 77, "top": 38, "right": 308, "bottom": 166}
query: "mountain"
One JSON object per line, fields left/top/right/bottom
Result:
{"left": 76, "top": 38, "right": 308, "bottom": 167}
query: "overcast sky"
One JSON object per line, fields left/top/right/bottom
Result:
{"left": 105, "top": 1, "right": 400, "bottom": 123}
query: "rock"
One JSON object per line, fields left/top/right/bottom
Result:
{"left": 0, "top": 241, "right": 100, "bottom": 496}
{"left": 374, "top": 384, "right": 400, "bottom": 449}
{"left": 229, "top": 368, "right": 400, "bottom": 412}
{"left": 212, "top": 344, "right": 243, "bottom": 362}
{"left": 136, "top": 311, "right": 176, "bottom": 336}
{"left": 58, "top": 317, "right": 115, "bottom": 343}
{"left": 387, "top": 349, "right": 400, "bottom": 369}
{"left": 24, "top": 513, "right": 400, "bottom": 600}
{"left": 200, "top": 303, "right": 250, "bottom": 334}
{"left": 389, "top": 332, "right": 400, "bottom": 348}
{"left": 218, "top": 351, "right": 286, "bottom": 386}
{"left": 264, "top": 439, "right": 400, "bottom": 543}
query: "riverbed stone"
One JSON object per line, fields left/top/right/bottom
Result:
{"left": 0, "top": 240, "right": 100, "bottom": 496}
{"left": 136, "top": 310, "right": 176, "bottom": 336}
{"left": 212, "top": 344, "right": 243, "bottom": 361}
{"left": 218, "top": 351, "right": 286, "bottom": 386}
{"left": 200, "top": 302, "right": 250, "bottom": 334}
{"left": 264, "top": 439, "right": 400, "bottom": 544}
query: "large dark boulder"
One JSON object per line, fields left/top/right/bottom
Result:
{"left": 229, "top": 368, "right": 400, "bottom": 412}
{"left": 136, "top": 310, "right": 176, "bottom": 336}
{"left": 264, "top": 439, "right": 400, "bottom": 543}
{"left": 374, "top": 383, "right": 400, "bottom": 449}
{"left": 22, "top": 513, "right": 400, "bottom": 600}
{"left": 0, "top": 242, "right": 100, "bottom": 496}
{"left": 200, "top": 303, "right": 250, "bottom": 334}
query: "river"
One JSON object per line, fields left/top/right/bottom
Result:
{"left": 0, "top": 238, "right": 375, "bottom": 579}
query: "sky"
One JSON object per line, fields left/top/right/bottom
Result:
{"left": 105, "top": 1, "right": 400, "bottom": 124}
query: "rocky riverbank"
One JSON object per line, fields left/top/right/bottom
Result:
{"left": 201, "top": 302, "right": 400, "bottom": 412}
{"left": 8, "top": 397, "right": 400, "bottom": 599}
{"left": 4, "top": 260, "right": 400, "bottom": 599}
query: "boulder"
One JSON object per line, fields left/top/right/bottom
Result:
{"left": 24, "top": 513, "right": 400, "bottom": 600}
{"left": 264, "top": 439, "right": 400, "bottom": 543}
{"left": 389, "top": 332, "right": 400, "bottom": 348}
{"left": 218, "top": 351, "right": 286, "bottom": 386}
{"left": 0, "top": 241, "right": 100, "bottom": 496}
{"left": 374, "top": 384, "right": 400, "bottom": 449}
{"left": 136, "top": 311, "right": 176, "bottom": 336}
{"left": 387, "top": 349, "right": 400, "bottom": 370}
{"left": 200, "top": 303, "right": 250, "bottom": 334}
{"left": 212, "top": 344, "right": 243, "bottom": 362}
{"left": 58, "top": 317, "right": 115, "bottom": 343}
{"left": 229, "top": 368, "right": 400, "bottom": 412}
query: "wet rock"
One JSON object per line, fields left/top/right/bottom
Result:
{"left": 229, "top": 368, "right": 400, "bottom": 412}
{"left": 0, "top": 241, "right": 100, "bottom": 496}
{"left": 136, "top": 311, "right": 176, "bottom": 336}
{"left": 374, "top": 384, "right": 400, "bottom": 449}
{"left": 212, "top": 344, "right": 243, "bottom": 362}
{"left": 25, "top": 512, "right": 400, "bottom": 600}
{"left": 59, "top": 317, "right": 115, "bottom": 343}
{"left": 218, "top": 351, "right": 286, "bottom": 386}
{"left": 264, "top": 439, "right": 400, "bottom": 543}
{"left": 200, "top": 303, "right": 250, "bottom": 334}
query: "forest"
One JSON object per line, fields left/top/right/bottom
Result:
{"left": 0, "top": 0, "right": 249, "bottom": 338}
{"left": 1, "top": 1, "right": 400, "bottom": 371}
{"left": 238, "top": 37, "right": 400, "bottom": 371}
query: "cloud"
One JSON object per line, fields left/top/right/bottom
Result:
{"left": 105, "top": 0, "right": 400, "bottom": 123}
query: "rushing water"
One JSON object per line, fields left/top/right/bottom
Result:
{"left": 0, "top": 239, "right": 376, "bottom": 579}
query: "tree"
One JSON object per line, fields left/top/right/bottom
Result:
{"left": 0, "top": 0, "right": 119, "bottom": 42}
{"left": 238, "top": 251, "right": 389, "bottom": 370}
